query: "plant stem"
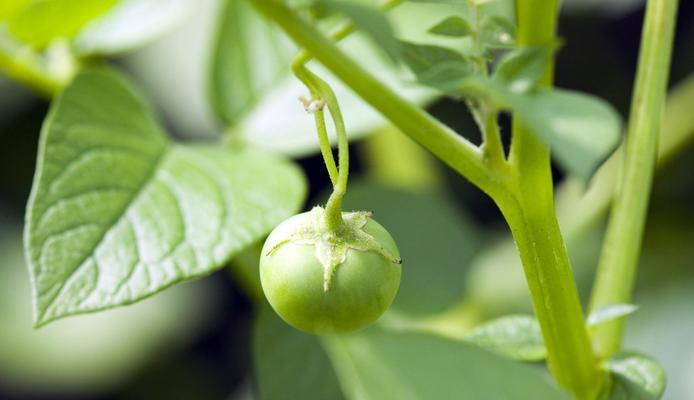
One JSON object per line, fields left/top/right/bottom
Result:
{"left": 248, "top": 0, "right": 511, "bottom": 202}
{"left": 293, "top": 0, "right": 403, "bottom": 67}
{"left": 293, "top": 62, "right": 339, "bottom": 185}
{"left": 481, "top": 108, "right": 506, "bottom": 166}
{"left": 0, "top": 38, "right": 62, "bottom": 97}
{"left": 291, "top": 0, "right": 405, "bottom": 223}
{"left": 291, "top": 59, "right": 349, "bottom": 231}
{"left": 503, "top": 1, "right": 602, "bottom": 397}
{"left": 588, "top": 0, "right": 679, "bottom": 359}
{"left": 313, "top": 109, "right": 339, "bottom": 186}
{"left": 319, "top": 80, "right": 350, "bottom": 231}
{"left": 467, "top": 3, "right": 506, "bottom": 167}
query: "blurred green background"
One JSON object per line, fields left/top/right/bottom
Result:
{"left": 0, "top": 0, "right": 693, "bottom": 399}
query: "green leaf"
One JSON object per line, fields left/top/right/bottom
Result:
{"left": 253, "top": 306, "right": 344, "bottom": 400}
{"left": 509, "top": 89, "right": 622, "bottom": 181}
{"left": 0, "top": 0, "right": 29, "bottom": 20}
{"left": 480, "top": 15, "right": 515, "bottom": 48}
{"left": 601, "top": 353, "right": 666, "bottom": 400}
{"left": 208, "top": 0, "right": 295, "bottom": 124}
{"left": 340, "top": 182, "right": 481, "bottom": 315}
{"left": 25, "top": 67, "right": 306, "bottom": 326}
{"left": 428, "top": 16, "right": 474, "bottom": 37}
{"left": 401, "top": 41, "right": 474, "bottom": 92}
{"left": 587, "top": 304, "right": 639, "bottom": 327}
{"left": 460, "top": 78, "right": 623, "bottom": 181}
{"left": 318, "top": 0, "right": 402, "bottom": 62}
{"left": 73, "top": 0, "right": 191, "bottom": 56}
{"left": 464, "top": 315, "right": 546, "bottom": 361}
{"left": 493, "top": 46, "right": 552, "bottom": 93}
{"left": 7, "top": 0, "right": 118, "bottom": 49}
{"left": 324, "top": 328, "right": 570, "bottom": 399}
{"left": 406, "top": 0, "right": 472, "bottom": 9}
{"left": 207, "top": 2, "right": 453, "bottom": 156}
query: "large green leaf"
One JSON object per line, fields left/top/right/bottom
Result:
{"left": 323, "top": 327, "right": 569, "bottom": 399}
{"left": 25, "top": 67, "right": 306, "bottom": 326}
{"left": 253, "top": 306, "right": 344, "bottom": 400}
{"left": 73, "top": 0, "right": 191, "bottom": 56}
{"left": 0, "top": 0, "right": 28, "bottom": 20}
{"left": 6, "top": 0, "right": 118, "bottom": 49}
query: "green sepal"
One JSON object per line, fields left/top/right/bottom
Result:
{"left": 268, "top": 206, "right": 401, "bottom": 291}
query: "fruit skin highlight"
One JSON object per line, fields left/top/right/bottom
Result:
{"left": 260, "top": 209, "right": 401, "bottom": 335}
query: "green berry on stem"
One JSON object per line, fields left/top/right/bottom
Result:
{"left": 259, "top": 207, "right": 401, "bottom": 335}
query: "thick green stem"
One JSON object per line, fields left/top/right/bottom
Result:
{"left": 589, "top": 0, "right": 679, "bottom": 359}
{"left": 505, "top": 1, "right": 602, "bottom": 397}
{"left": 248, "top": 0, "right": 510, "bottom": 202}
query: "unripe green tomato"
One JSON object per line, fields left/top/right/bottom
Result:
{"left": 260, "top": 211, "right": 401, "bottom": 335}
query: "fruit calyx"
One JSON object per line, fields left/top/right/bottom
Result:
{"left": 266, "top": 206, "right": 401, "bottom": 291}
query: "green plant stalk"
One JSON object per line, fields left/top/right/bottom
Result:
{"left": 0, "top": 47, "right": 62, "bottom": 97}
{"left": 294, "top": 60, "right": 350, "bottom": 231}
{"left": 291, "top": 0, "right": 406, "bottom": 223}
{"left": 319, "top": 80, "right": 350, "bottom": 231}
{"left": 248, "top": 0, "right": 511, "bottom": 203}
{"left": 293, "top": 0, "right": 403, "bottom": 67}
{"left": 313, "top": 108, "right": 339, "bottom": 186}
{"left": 293, "top": 62, "right": 339, "bottom": 185}
{"left": 468, "top": 2, "right": 506, "bottom": 167}
{"left": 481, "top": 108, "right": 506, "bottom": 166}
{"left": 501, "top": 0, "right": 602, "bottom": 397}
{"left": 588, "top": 0, "right": 679, "bottom": 359}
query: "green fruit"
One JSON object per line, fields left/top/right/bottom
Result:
{"left": 259, "top": 208, "right": 401, "bottom": 334}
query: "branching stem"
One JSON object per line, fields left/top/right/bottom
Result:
{"left": 252, "top": 0, "right": 603, "bottom": 397}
